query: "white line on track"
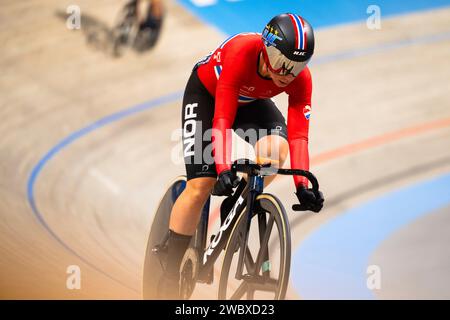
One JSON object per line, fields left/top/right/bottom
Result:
{"left": 89, "top": 168, "right": 121, "bottom": 195}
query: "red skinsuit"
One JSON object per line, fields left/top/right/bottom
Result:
{"left": 196, "top": 33, "right": 312, "bottom": 188}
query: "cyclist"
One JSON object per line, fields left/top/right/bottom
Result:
{"left": 114, "top": 0, "right": 164, "bottom": 53}
{"left": 158, "top": 13, "right": 324, "bottom": 299}
{"left": 136, "top": 0, "right": 164, "bottom": 49}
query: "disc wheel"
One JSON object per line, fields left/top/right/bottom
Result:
{"left": 142, "top": 176, "right": 186, "bottom": 299}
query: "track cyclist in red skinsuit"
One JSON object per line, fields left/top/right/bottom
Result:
{"left": 158, "top": 13, "right": 324, "bottom": 299}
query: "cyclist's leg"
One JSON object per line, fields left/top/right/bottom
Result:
{"left": 254, "top": 134, "right": 288, "bottom": 186}
{"left": 139, "top": 0, "right": 164, "bottom": 29}
{"left": 172, "top": 67, "right": 217, "bottom": 234}
{"left": 134, "top": 0, "right": 164, "bottom": 50}
{"left": 233, "top": 99, "right": 288, "bottom": 186}
{"left": 169, "top": 177, "right": 215, "bottom": 235}
{"left": 150, "top": 0, "right": 164, "bottom": 20}
{"left": 158, "top": 68, "right": 216, "bottom": 298}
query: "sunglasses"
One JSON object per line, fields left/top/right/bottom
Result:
{"left": 262, "top": 46, "right": 310, "bottom": 77}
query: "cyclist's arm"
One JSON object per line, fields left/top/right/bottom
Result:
{"left": 212, "top": 59, "right": 245, "bottom": 175}
{"left": 286, "top": 68, "right": 313, "bottom": 188}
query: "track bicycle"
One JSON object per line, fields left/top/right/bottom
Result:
{"left": 142, "top": 159, "right": 320, "bottom": 300}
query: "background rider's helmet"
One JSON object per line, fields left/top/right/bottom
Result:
{"left": 261, "top": 13, "right": 315, "bottom": 77}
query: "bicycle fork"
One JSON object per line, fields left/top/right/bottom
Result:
{"left": 234, "top": 175, "right": 264, "bottom": 280}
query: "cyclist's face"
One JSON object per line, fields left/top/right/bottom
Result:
{"left": 260, "top": 53, "right": 296, "bottom": 87}
{"left": 268, "top": 69, "right": 296, "bottom": 87}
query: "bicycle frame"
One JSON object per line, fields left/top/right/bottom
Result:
{"left": 192, "top": 173, "right": 265, "bottom": 283}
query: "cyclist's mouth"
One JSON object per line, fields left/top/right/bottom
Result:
{"left": 274, "top": 79, "right": 289, "bottom": 87}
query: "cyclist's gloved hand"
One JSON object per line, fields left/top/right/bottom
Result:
{"left": 293, "top": 185, "right": 324, "bottom": 213}
{"left": 212, "top": 170, "right": 240, "bottom": 196}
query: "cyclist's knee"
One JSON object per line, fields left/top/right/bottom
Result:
{"left": 255, "top": 135, "right": 289, "bottom": 167}
{"left": 184, "top": 177, "right": 216, "bottom": 202}
{"left": 279, "top": 139, "right": 289, "bottom": 165}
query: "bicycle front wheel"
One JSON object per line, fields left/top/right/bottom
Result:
{"left": 218, "top": 193, "right": 291, "bottom": 300}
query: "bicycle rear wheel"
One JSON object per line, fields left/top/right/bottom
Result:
{"left": 142, "top": 176, "right": 186, "bottom": 299}
{"left": 218, "top": 193, "right": 291, "bottom": 300}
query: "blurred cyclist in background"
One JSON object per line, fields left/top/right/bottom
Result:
{"left": 112, "top": 0, "right": 164, "bottom": 56}
{"left": 158, "top": 13, "right": 324, "bottom": 299}
{"left": 137, "top": 0, "right": 163, "bottom": 43}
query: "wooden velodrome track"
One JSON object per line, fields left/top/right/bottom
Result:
{"left": 1, "top": 1, "right": 449, "bottom": 299}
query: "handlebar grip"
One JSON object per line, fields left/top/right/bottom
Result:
{"left": 211, "top": 181, "right": 232, "bottom": 197}
{"left": 292, "top": 204, "right": 309, "bottom": 211}
{"left": 211, "top": 182, "right": 222, "bottom": 196}
{"left": 211, "top": 175, "right": 240, "bottom": 196}
{"left": 277, "top": 169, "right": 320, "bottom": 192}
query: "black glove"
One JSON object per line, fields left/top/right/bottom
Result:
{"left": 293, "top": 186, "right": 324, "bottom": 213}
{"left": 212, "top": 170, "right": 240, "bottom": 196}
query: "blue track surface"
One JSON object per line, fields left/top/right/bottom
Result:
{"left": 292, "top": 173, "right": 450, "bottom": 299}
{"left": 176, "top": 0, "right": 450, "bottom": 34}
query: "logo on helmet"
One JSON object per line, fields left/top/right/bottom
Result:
{"left": 262, "top": 26, "right": 282, "bottom": 47}
{"left": 293, "top": 51, "right": 306, "bottom": 56}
